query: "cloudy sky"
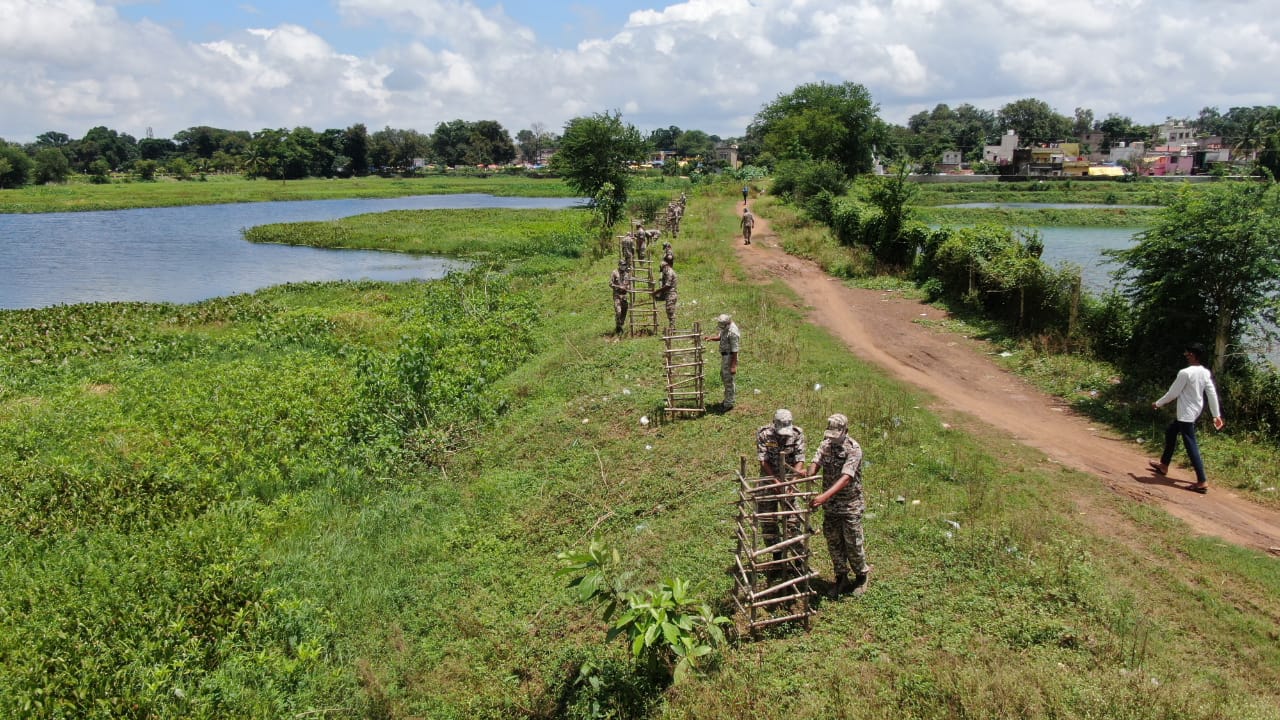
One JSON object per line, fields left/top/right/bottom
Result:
{"left": 3, "top": 0, "right": 1278, "bottom": 143}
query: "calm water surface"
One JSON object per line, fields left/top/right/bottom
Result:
{"left": 0, "top": 194, "right": 582, "bottom": 309}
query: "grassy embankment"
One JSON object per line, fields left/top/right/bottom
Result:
{"left": 911, "top": 179, "right": 1184, "bottom": 228}
{"left": 0, "top": 173, "right": 575, "bottom": 214}
{"left": 2, "top": 185, "right": 1278, "bottom": 718}
{"left": 766, "top": 187, "right": 1280, "bottom": 510}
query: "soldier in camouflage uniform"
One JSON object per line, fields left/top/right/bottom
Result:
{"left": 609, "top": 259, "right": 630, "bottom": 335}
{"left": 619, "top": 233, "right": 635, "bottom": 272}
{"left": 741, "top": 207, "right": 755, "bottom": 245}
{"left": 633, "top": 222, "right": 649, "bottom": 259}
{"left": 662, "top": 241, "right": 674, "bottom": 268}
{"left": 755, "top": 409, "right": 807, "bottom": 558}
{"left": 704, "top": 314, "right": 739, "bottom": 410}
{"left": 655, "top": 259, "right": 678, "bottom": 327}
{"left": 808, "top": 413, "right": 871, "bottom": 597}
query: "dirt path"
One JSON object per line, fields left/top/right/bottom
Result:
{"left": 734, "top": 203, "right": 1280, "bottom": 554}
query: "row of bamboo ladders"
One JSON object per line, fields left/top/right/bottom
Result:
{"left": 662, "top": 321, "right": 705, "bottom": 418}
{"left": 732, "top": 457, "right": 820, "bottom": 633}
{"left": 627, "top": 255, "right": 659, "bottom": 337}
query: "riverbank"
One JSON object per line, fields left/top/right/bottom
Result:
{"left": 2, "top": 189, "right": 1277, "bottom": 717}
{"left": 0, "top": 173, "right": 578, "bottom": 214}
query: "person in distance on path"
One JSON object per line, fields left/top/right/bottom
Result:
{"left": 808, "top": 413, "right": 871, "bottom": 597}
{"left": 1148, "top": 342, "right": 1225, "bottom": 494}
{"left": 741, "top": 206, "right": 754, "bottom": 245}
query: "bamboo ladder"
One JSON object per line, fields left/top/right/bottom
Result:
{"left": 628, "top": 252, "right": 660, "bottom": 337}
{"left": 732, "top": 457, "right": 820, "bottom": 634}
{"left": 661, "top": 321, "right": 705, "bottom": 418}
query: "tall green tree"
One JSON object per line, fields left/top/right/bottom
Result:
{"left": 516, "top": 122, "right": 555, "bottom": 164}
{"left": 749, "top": 81, "right": 884, "bottom": 177}
{"left": 552, "top": 111, "right": 645, "bottom": 220}
{"left": 0, "top": 143, "right": 32, "bottom": 188}
{"left": 998, "top": 98, "right": 1073, "bottom": 143}
{"left": 1108, "top": 183, "right": 1280, "bottom": 377}
{"left": 466, "top": 120, "right": 517, "bottom": 165}
{"left": 343, "top": 123, "right": 370, "bottom": 176}
{"left": 32, "top": 147, "right": 71, "bottom": 184}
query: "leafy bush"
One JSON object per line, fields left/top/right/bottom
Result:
{"left": 770, "top": 159, "right": 848, "bottom": 204}
{"left": 557, "top": 537, "right": 730, "bottom": 686}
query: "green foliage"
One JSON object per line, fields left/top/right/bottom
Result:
{"left": 627, "top": 191, "right": 666, "bottom": 225}
{"left": 750, "top": 81, "right": 884, "bottom": 177}
{"left": 770, "top": 158, "right": 848, "bottom": 204}
{"left": 134, "top": 159, "right": 159, "bottom": 182}
{"left": 1107, "top": 182, "right": 1280, "bottom": 378}
{"left": 864, "top": 165, "right": 919, "bottom": 267}
{"left": 553, "top": 111, "right": 646, "bottom": 212}
{"left": 998, "top": 97, "right": 1074, "bottom": 143}
{"left": 0, "top": 144, "right": 32, "bottom": 188}
{"left": 87, "top": 158, "right": 111, "bottom": 184}
{"left": 32, "top": 147, "right": 71, "bottom": 184}
{"left": 557, "top": 538, "right": 729, "bottom": 686}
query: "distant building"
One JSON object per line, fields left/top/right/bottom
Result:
{"left": 714, "top": 143, "right": 740, "bottom": 169}
{"left": 1157, "top": 119, "right": 1195, "bottom": 149}
{"left": 983, "top": 130, "right": 1018, "bottom": 164}
{"left": 939, "top": 149, "right": 963, "bottom": 171}
{"left": 1028, "top": 142, "right": 1084, "bottom": 176}
{"left": 535, "top": 148, "right": 556, "bottom": 166}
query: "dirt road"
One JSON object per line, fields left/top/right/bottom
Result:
{"left": 735, "top": 205, "right": 1280, "bottom": 554}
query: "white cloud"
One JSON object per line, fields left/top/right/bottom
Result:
{"left": 1, "top": 0, "right": 1278, "bottom": 142}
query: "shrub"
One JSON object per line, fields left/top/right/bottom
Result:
{"left": 770, "top": 159, "right": 848, "bottom": 204}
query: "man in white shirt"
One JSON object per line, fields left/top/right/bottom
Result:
{"left": 1148, "top": 343, "right": 1225, "bottom": 494}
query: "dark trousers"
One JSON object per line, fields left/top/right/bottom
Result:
{"left": 1162, "top": 420, "right": 1207, "bottom": 484}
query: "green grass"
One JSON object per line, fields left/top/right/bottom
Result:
{"left": 0, "top": 173, "right": 577, "bottom": 214}
{"left": 244, "top": 207, "right": 593, "bottom": 260}
{"left": 2, "top": 181, "right": 1278, "bottom": 718}
{"left": 914, "top": 206, "right": 1158, "bottom": 228}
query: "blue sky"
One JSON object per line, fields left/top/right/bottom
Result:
{"left": 4, "top": 0, "right": 1279, "bottom": 143}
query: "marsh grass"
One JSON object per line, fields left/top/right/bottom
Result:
{"left": 0, "top": 174, "right": 576, "bottom": 214}
{"left": 2, "top": 182, "right": 1278, "bottom": 718}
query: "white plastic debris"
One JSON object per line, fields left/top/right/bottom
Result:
{"left": 582, "top": 418, "right": 589, "bottom": 424}
{"left": 645, "top": 444, "right": 653, "bottom": 451}
{"left": 895, "top": 495, "right": 906, "bottom": 503}
{"left": 813, "top": 383, "right": 822, "bottom": 391}
{"left": 622, "top": 388, "right": 631, "bottom": 395}
{"left": 919, "top": 313, "right": 928, "bottom": 317}
{"left": 941, "top": 423, "right": 952, "bottom": 429}
{"left": 999, "top": 351, "right": 1013, "bottom": 357}
{"left": 945, "top": 520, "right": 960, "bottom": 530}
{"left": 911, "top": 499, "right": 921, "bottom": 506}
{"left": 640, "top": 416, "right": 650, "bottom": 426}
{"left": 753, "top": 388, "right": 761, "bottom": 395}
{"left": 944, "top": 531, "right": 953, "bottom": 539}
{"left": 1136, "top": 438, "right": 1146, "bottom": 444}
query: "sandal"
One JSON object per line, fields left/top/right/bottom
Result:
{"left": 1147, "top": 461, "right": 1167, "bottom": 476}
{"left": 1189, "top": 484, "right": 1208, "bottom": 494}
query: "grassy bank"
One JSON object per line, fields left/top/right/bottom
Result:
{"left": 244, "top": 207, "right": 593, "bottom": 261}
{"left": 914, "top": 206, "right": 1158, "bottom": 228}
{"left": 2, "top": 189, "right": 1278, "bottom": 718}
{"left": 0, "top": 173, "right": 577, "bottom": 214}
{"left": 911, "top": 179, "right": 1194, "bottom": 207}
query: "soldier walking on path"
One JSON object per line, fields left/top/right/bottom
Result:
{"left": 609, "top": 260, "right": 630, "bottom": 335}
{"left": 704, "top": 314, "right": 739, "bottom": 410}
{"left": 662, "top": 241, "right": 675, "bottom": 268}
{"left": 756, "top": 409, "right": 807, "bottom": 560}
{"left": 808, "top": 413, "right": 871, "bottom": 597}
{"left": 655, "top": 259, "right": 678, "bottom": 327}
{"left": 741, "top": 207, "right": 754, "bottom": 245}
{"left": 742, "top": 184, "right": 750, "bottom": 204}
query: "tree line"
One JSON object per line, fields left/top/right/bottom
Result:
{"left": 0, "top": 118, "right": 734, "bottom": 189}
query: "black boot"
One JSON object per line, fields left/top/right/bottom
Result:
{"left": 850, "top": 569, "right": 870, "bottom": 596}
{"left": 830, "top": 573, "right": 848, "bottom": 599}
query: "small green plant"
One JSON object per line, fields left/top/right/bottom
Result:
{"left": 557, "top": 537, "right": 730, "bottom": 684}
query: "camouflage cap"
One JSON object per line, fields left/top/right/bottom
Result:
{"left": 716, "top": 313, "right": 731, "bottom": 326}
{"left": 823, "top": 413, "right": 848, "bottom": 439}
{"left": 773, "top": 409, "right": 795, "bottom": 436}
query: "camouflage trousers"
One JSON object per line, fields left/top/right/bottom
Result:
{"left": 613, "top": 296, "right": 629, "bottom": 333}
{"left": 720, "top": 356, "right": 736, "bottom": 408}
{"left": 823, "top": 508, "right": 869, "bottom": 576}
{"left": 664, "top": 293, "right": 677, "bottom": 327}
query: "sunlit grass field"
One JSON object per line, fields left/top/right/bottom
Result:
{"left": 1, "top": 182, "right": 1277, "bottom": 718}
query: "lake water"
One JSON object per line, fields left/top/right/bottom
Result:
{"left": 1034, "top": 226, "right": 1138, "bottom": 291}
{"left": 0, "top": 194, "right": 583, "bottom": 310}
